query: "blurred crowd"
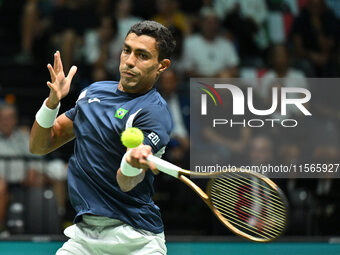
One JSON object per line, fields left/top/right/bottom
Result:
{"left": 0, "top": 0, "right": 340, "bottom": 237}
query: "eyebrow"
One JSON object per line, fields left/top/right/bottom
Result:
{"left": 123, "top": 43, "right": 152, "bottom": 56}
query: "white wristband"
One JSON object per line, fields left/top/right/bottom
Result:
{"left": 120, "top": 151, "right": 143, "bottom": 177}
{"left": 35, "top": 98, "right": 60, "bottom": 128}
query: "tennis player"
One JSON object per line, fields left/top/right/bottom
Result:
{"left": 29, "top": 21, "right": 176, "bottom": 255}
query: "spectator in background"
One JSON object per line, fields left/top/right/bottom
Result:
{"left": 260, "top": 44, "right": 308, "bottom": 118}
{"left": 202, "top": 87, "right": 251, "bottom": 165}
{"left": 183, "top": 8, "right": 239, "bottom": 77}
{"left": 50, "top": 0, "right": 98, "bottom": 71}
{"left": 153, "top": 0, "right": 190, "bottom": 36}
{"left": 291, "top": 0, "right": 338, "bottom": 77}
{"left": 16, "top": 0, "right": 55, "bottom": 63}
{"left": 213, "top": 0, "right": 269, "bottom": 65}
{"left": 325, "top": 0, "right": 340, "bottom": 19}
{"left": 17, "top": 0, "right": 99, "bottom": 66}
{"left": 0, "top": 103, "right": 67, "bottom": 234}
{"left": 83, "top": 16, "right": 121, "bottom": 82}
{"left": 166, "top": 26, "right": 186, "bottom": 79}
{"left": 249, "top": 135, "right": 273, "bottom": 165}
{"left": 158, "top": 70, "right": 189, "bottom": 168}
{"left": 114, "top": 0, "right": 142, "bottom": 43}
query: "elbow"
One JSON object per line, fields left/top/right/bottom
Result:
{"left": 119, "top": 184, "right": 132, "bottom": 193}
{"left": 117, "top": 178, "right": 133, "bottom": 193}
{"left": 117, "top": 180, "right": 133, "bottom": 192}
{"left": 29, "top": 144, "right": 47, "bottom": 156}
{"left": 116, "top": 170, "right": 133, "bottom": 192}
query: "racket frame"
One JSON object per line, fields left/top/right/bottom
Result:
{"left": 147, "top": 155, "right": 288, "bottom": 242}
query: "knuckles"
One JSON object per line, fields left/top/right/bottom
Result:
{"left": 128, "top": 144, "right": 153, "bottom": 169}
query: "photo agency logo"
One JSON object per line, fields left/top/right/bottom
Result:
{"left": 198, "top": 82, "right": 312, "bottom": 128}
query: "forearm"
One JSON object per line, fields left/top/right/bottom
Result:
{"left": 116, "top": 145, "right": 155, "bottom": 192}
{"left": 116, "top": 169, "right": 145, "bottom": 192}
{"left": 30, "top": 113, "right": 75, "bottom": 155}
{"left": 29, "top": 121, "right": 55, "bottom": 155}
{"left": 29, "top": 98, "right": 60, "bottom": 155}
{"left": 30, "top": 50, "right": 77, "bottom": 155}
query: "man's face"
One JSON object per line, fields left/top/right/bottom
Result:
{"left": 250, "top": 137, "right": 273, "bottom": 165}
{"left": 0, "top": 107, "right": 17, "bottom": 137}
{"left": 119, "top": 33, "right": 167, "bottom": 93}
{"left": 273, "top": 45, "right": 288, "bottom": 71}
{"left": 202, "top": 14, "right": 218, "bottom": 40}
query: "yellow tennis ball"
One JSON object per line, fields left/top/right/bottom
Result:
{"left": 121, "top": 127, "right": 144, "bottom": 148}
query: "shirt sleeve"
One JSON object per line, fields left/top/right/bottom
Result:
{"left": 65, "top": 87, "right": 89, "bottom": 121}
{"left": 132, "top": 105, "right": 173, "bottom": 155}
{"left": 65, "top": 107, "right": 77, "bottom": 121}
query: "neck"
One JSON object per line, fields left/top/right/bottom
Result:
{"left": 118, "top": 81, "right": 153, "bottom": 94}
{"left": 276, "top": 69, "right": 287, "bottom": 77}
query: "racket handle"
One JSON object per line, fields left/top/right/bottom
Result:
{"left": 147, "top": 155, "right": 181, "bottom": 178}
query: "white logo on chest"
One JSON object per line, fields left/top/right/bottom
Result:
{"left": 88, "top": 98, "right": 101, "bottom": 104}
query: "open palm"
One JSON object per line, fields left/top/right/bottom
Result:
{"left": 47, "top": 51, "right": 77, "bottom": 103}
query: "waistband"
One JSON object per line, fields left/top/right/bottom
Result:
{"left": 81, "top": 214, "right": 124, "bottom": 227}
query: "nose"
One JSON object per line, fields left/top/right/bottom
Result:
{"left": 125, "top": 52, "right": 136, "bottom": 68}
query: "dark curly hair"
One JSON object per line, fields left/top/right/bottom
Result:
{"left": 126, "top": 20, "right": 176, "bottom": 61}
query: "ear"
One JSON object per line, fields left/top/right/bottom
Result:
{"left": 157, "top": 59, "right": 171, "bottom": 75}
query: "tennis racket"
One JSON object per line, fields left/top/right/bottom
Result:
{"left": 147, "top": 155, "right": 288, "bottom": 242}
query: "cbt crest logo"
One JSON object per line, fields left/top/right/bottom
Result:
{"left": 199, "top": 83, "right": 311, "bottom": 128}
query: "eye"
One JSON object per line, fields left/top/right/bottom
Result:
{"left": 123, "top": 48, "right": 130, "bottom": 54}
{"left": 140, "top": 53, "right": 148, "bottom": 60}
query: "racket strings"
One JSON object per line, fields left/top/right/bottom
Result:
{"left": 223, "top": 172, "right": 286, "bottom": 210}
{"left": 215, "top": 180, "right": 285, "bottom": 219}
{"left": 215, "top": 178, "right": 286, "bottom": 215}
{"left": 211, "top": 191, "right": 285, "bottom": 239}
{"left": 211, "top": 194, "right": 282, "bottom": 240}
{"left": 211, "top": 186, "right": 284, "bottom": 235}
{"left": 213, "top": 176, "right": 286, "bottom": 220}
{"left": 231, "top": 172, "right": 284, "bottom": 204}
{"left": 212, "top": 183, "right": 286, "bottom": 227}
{"left": 212, "top": 197, "right": 280, "bottom": 239}
{"left": 209, "top": 174, "right": 287, "bottom": 240}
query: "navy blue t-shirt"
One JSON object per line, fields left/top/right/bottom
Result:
{"left": 65, "top": 81, "right": 173, "bottom": 234}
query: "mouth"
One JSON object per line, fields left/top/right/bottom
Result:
{"left": 122, "top": 70, "right": 137, "bottom": 78}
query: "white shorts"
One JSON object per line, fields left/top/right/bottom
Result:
{"left": 56, "top": 215, "right": 167, "bottom": 255}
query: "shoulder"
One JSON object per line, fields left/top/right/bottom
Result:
{"left": 139, "top": 90, "right": 171, "bottom": 121}
{"left": 184, "top": 34, "right": 201, "bottom": 46}
{"left": 286, "top": 69, "right": 307, "bottom": 87}
{"left": 287, "top": 69, "right": 306, "bottom": 78}
{"left": 88, "top": 80, "right": 118, "bottom": 90}
{"left": 262, "top": 70, "right": 276, "bottom": 80}
{"left": 132, "top": 90, "right": 172, "bottom": 127}
{"left": 216, "top": 37, "right": 235, "bottom": 49}
{"left": 80, "top": 81, "right": 118, "bottom": 96}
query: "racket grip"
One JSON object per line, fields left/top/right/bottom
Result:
{"left": 147, "top": 155, "right": 181, "bottom": 178}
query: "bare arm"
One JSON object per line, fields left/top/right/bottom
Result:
{"left": 30, "top": 50, "right": 77, "bottom": 155}
{"left": 30, "top": 113, "right": 75, "bottom": 155}
{"left": 116, "top": 145, "right": 158, "bottom": 192}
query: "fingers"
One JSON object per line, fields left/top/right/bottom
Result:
{"left": 128, "top": 145, "right": 155, "bottom": 171}
{"left": 53, "top": 51, "right": 58, "bottom": 71}
{"left": 150, "top": 165, "right": 160, "bottom": 175}
{"left": 57, "top": 51, "right": 63, "bottom": 73}
{"left": 47, "top": 64, "right": 56, "bottom": 81}
{"left": 51, "top": 51, "right": 76, "bottom": 82}
{"left": 52, "top": 51, "right": 63, "bottom": 74}
{"left": 66, "top": 66, "right": 78, "bottom": 80}
{"left": 46, "top": 81, "right": 54, "bottom": 90}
